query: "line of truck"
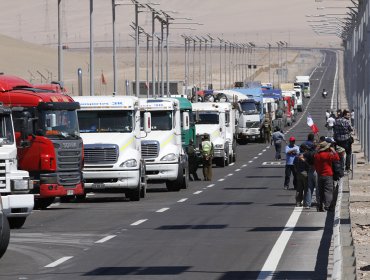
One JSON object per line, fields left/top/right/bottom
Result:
{"left": 0, "top": 73, "right": 310, "bottom": 258}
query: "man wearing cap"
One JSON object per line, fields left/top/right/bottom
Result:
{"left": 333, "top": 109, "right": 353, "bottom": 171}
{"left": 284, "top": 136, "right": 300, "bottom": 190}
{"left": 314, "top": 141, "right": 340, "bottom": 212}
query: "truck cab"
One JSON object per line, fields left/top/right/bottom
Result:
{"left": 139, "top": 98, "right": 189, "bottom": 191}
{"left": 74, "top": 96, "right": 146, "bottom": 201}
{"left": 0, "top": 75, "right": 84, "bottom": 209}
{"left": 192, "top": 102, "right": 236, "bottom": 167}
{"left": 295, "top": 76, "right": 311, "bottom": 98}
{"left": 0, "top": 105, "right": 33, "bottom": 228}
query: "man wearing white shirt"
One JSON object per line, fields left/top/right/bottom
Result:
{"left": 326, "top": 113, "right": 336, "bottom": 138}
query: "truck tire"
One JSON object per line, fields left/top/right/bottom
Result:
{"left": 166, "top": 167, "right": 182, "bottom": 192}
{"left": 225, "top": 152, "right": 229, "bottom": 166}
{"left": 216, "top": 157, "right": 225, "bottom": 167}
{"left": 140, "top": 169, "right": 147, "bottom": 198}
{"left": 34, "top": 197, "right": 55, "bottom": 210}
{"left": 0, "top": 213, "right": 10, "bottom": 258}
{"left": 127, "top": 181, "right": 141, "bottom": 201}
{"left": 180, "top": 168, "right": 189, "bottom": 189}
{"left": 8, "top": 217, "right": 27, "bottom": 229}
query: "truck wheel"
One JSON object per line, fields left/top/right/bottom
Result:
{"left": 216, "top": 157, "right": 225, "bottom": 167}
{"left": 140, "top": 171, "right": 147, "bottom": 198}
{"left": 75, "top": 194, "right": 87, "bottom": 202}
{"left": 166, "top": 167, "right": 182, "bottom": 192}
{"left": 225, "top": 152, "right": 229, "bottom": 166}
{"left": 8, "top": 217, "right": 27, "bottom": 229}
{"left": 34, "top": 197, "right": 55, "bottom": 210}
{"left": 127, "top": 181, "right": 141, "bottom": 201}
{"left": 232, "top": 151, "right": 236, "bottom": 162}
{"left": 181, "top": 168, "right": 189, "bottom": 189}
{"left": 0, "top": 214, "right": 10, "bottom": 258}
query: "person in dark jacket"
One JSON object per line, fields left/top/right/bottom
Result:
{"left": 293, "top": 144, "right": 310, "bottom": 207}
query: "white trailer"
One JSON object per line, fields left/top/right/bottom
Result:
{"left": 0, "top": 105, "right": 33, "bottom": 229}
{"left": 192, "top": 102, "right": 237, "bottom": 167}
{"left": 74, "top": 96, "right": 147, "bottom": 201}
{"left": 139, "top": 98, "right": 189, "bottom": 191}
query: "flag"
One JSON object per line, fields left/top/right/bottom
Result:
{"left": 307, "top": 114, "right": 319, "bottom": 134}
{"left": 101, "top": 72, "right": 107, "bottom": 85}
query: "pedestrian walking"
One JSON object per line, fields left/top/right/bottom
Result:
{"left": 314, "top": 141, "right": 340, "bottom": 212}
{"left": 293, "top": 144, "right": 310, "bottom": 207}
{"left": 333, "top": 109, "right": 353, "bottom": 171}
{"left": 284, "top": 136, "right": 300, "bottom": 190}
{"left": 271, "top": 126, "right": 286, "bottom": 160}
{"left": 325, "top": 110, "right": 330, "bottom": 121}
{"left": 201, "top": 134, "right": 214, "bottom": 181}
{"left": 303, "top": 141, "right": 317, "bottom": 209}
{"left": 336, "top": 109, "right": 342, "bottom": 119}
{"left": 188, "top": 139, "right": 200, "bottom": 181}
{"left": 326, "top": 113, "right": 336, "bottom": 138}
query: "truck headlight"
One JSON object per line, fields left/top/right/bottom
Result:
{"left": 11, "top": 179, "right": 30, "bottom": 191}
{"left": 120, "top": 159, "right": 137, "bottom": 168}
{"left": 214, "top": 144, "right": 223, "bottom": 149}
{"left": 160, "top": 153, "right": 178, "bottom": 161}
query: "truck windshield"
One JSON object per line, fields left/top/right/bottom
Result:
{"left": 197, "top": 111, "right": 219, "bottom": 124}
{"left": 39, "top": 110, "right": 80, "bottom": 138}
{"left": 0, "top": 114, "right": 14, "bottom": 145}
{"left": 78, "top": 110, "right": 133, "bottom": 133}
{"left": 140, "top": 111, "right": 172, "bottom": 131}
{"left": 239, "top": 102, "right": 258, "bottom": 114}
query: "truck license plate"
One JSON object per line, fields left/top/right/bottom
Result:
{"left": 67, "top": 190, "right": 74, "bottom": 195}
{"left": 92, "top": 183, "right": 105, "bottom": 189}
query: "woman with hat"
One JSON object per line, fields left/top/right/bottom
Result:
{"left": 314, "top": 140, "right": 340, "bottom": 212}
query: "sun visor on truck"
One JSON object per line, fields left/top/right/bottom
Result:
{"left": 37, "top": 102, "right": 80, "bottom": 110}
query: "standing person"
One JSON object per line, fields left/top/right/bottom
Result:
{"left": 336, "top": 109, "right": 342, "bottom": 119}
{"left": 271, "top": 126, "right": 286, "bottom": 160}
{"left": 263, "top": 119, "right": 272, "bottom": 144}
{"left": 188, "top": 139, "right": 200, "bottom": 181}
{"left": 325, "top": 110, "right": 330, "bottom": 121}
{"left": 201, "top": 134, "right": 214, "bottom": 181}
{"left": 326, "top": 113, "right": 336, "bottom": 138}
{"left": 303, "top": 141, "right": 317, "bottom": 209}
{"left": 303, "top": 133, "right": 316, "bottom": 151}
{"left": 333, "top": 109, "right": 353, "bottom": 171}
{"left": 283, "top": 136, "right": 300, "bottom": 190}
{"left": 314, "top": 141, "right": 340, "bottom": 212}
{"left": 293, "top": 144, "right": 309, "bottom": 207}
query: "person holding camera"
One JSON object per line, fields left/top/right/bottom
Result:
{"left": 314, "top": 140, "right": 340, "bottom": 212}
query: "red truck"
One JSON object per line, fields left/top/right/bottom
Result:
{"left": 0, "top": 75, "right": 84, "bottom": 209}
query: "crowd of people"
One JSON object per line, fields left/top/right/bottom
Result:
{"left": 282, "top": 109, "right": 354, "bottom": 212}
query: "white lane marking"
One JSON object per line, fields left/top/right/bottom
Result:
{"left": 258, "top": 153, "right": 263, "bottom": 156}
{"left": 253, "top": 157, "right": 258, "bottom": 159}
{"left": 207, "top": 184, "right": 215, "bottom": 188}
{"left": 263, "top": 149, "right": 267, "bottom": 152}
{"left": 227, "top": 173, "right": 233, "bottom": 177}
{"left": 248, "top": 161, "right": 253, "bottom": 163}
{"left": 229, "top": 162, "right": 235, "bottom": 166}
{"left": 178, "top": 198, "right": 188, "bottom": 202}
{"left": 50, "top": 203, "right": 60, "bottom": 207}
{"left": 235, "top": 169, "right": 241, "bottom": 172}
{"left": 45, "top": 256, "right": 73, "bottom": 268}
{"left": 266, "top": 146, "right": 270, "bottom": 149}
{"left": 193, "top": 191, "right": 202, "bottom": 194}
{"left": 257, "top": 207, "right": 303, "bottom": 280}
{"left": 131, "top": 219, "right": 148, "bottom": 226}
{"left": 95, "top": 235, "right": 116, "bottom": 244}
{"left": 218, "top": 178, "right": 225, "bottom": 182}
{"left": 156, "top": 208, "right": 170, "bottom": 213}
{"left": 243, "top": 164, "right": 249, "bottom": 166}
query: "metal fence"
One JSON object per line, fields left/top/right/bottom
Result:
{"left": 343, "top": 0, "right": 370, "bottom": 162}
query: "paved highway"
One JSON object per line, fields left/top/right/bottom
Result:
{"left": 0, "top": 50, "right": 337, "bottom": 280}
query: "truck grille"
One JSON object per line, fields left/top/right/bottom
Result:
{"left": 246, "top": 121, "right": 260, "bottom": 128}
{"left": 0, "top": 160, "right": 6, "bottom": 189}
{"left": 141, "top": 140, "right": 159, "bottom": 159}
{"left": 54, "top": 139, "right": 83, "bottom": 171}
{"left": 58, "top": 172, "right": 81, "bottom": 186}
{"left": 84, "top": 144, "right": 119, "bottom": 164}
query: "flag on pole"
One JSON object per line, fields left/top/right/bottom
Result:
{"left": 307, "top": 113, "right": 319, "bottom": 134}
{"left": 101, "top": 71, "right": 107, "bottom": 85}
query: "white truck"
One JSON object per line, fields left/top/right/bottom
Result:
{"left": 139, "top": 98, "right": 189, "bottom": 191}
{"left": 192, "top": 102, "right": 236, "bottom": 167}
{"left": 0, "top": 105, "right": 34, "bottom": 229}
{"left": 0, "top": 194, "right": 10, "bottom": 258}
{"left": 295, "top": 76, "right": 311, "bottom": 98}
{"left": 74, "top": 96, "right": 147, "bottom": 201}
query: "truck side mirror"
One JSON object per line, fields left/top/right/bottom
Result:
{"left": 144, "top": 112, "right": 151, "bottom": 133}
{"left": 182, "top": 112, "right": 190, "bottom": 130}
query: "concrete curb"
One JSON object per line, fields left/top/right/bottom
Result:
{"left": 332, "top": 175, "right": 357, "bottom": 280}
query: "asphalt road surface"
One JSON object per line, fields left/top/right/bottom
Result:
{"left": 0, "top": 50, "right": 337, "bottom": 280}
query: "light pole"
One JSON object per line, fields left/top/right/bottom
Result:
{"left": 208, "top": 34, "right": 214, "bottom": 89}
{"left": 57, "top": 0, "right": 63, "bottom": 83}
{"left": 218, "top": 37, "right": 223, "bottom": 90}
{"left": 196, "top": 36, "right": 203, "bottom": 91}
{"left": 89, "top": 0, "right": 94, "bottom": 96}
{"left": 202, "top": 36, "right": 208, "bottom": 90}
{"left": 267, "top": 43, "right": 271, "bottom": 83}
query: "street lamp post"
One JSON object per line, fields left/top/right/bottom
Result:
{"left": 218, "top": 38, "right": 223, "bottom": 90}
{"left": 203, "top": 36, "right": 208, "bottom": 90}
{"left": 267, "top": 43, "right": 271, "bottom": 83}
{"left": 208, "top": 35, "right": 214, "bottom": 89}
{"left": 89, "top": 0, "right": 94, "bottom": 96}
{"left": 58, "top": 0, "right": 63, "bottom": 83}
